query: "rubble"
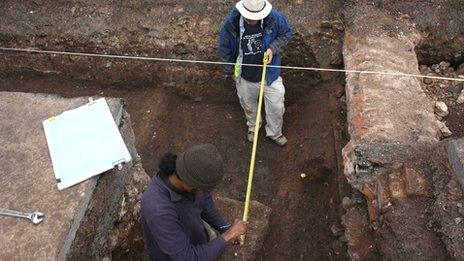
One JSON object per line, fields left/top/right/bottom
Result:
{"left": 455, "top": 217, "right": 462, "bottom": 225}
{"left": 435, "top": 101, "right": 449, "bottom": 119}
{"left": 457, "top": 90, "right": 464, "bottom": 104}
{"left": 420, "top": 62, "right": 464, "bottom": 137}
{"left": 419, "top": 62, "right": 464, "bottom": 103}
{"left": 437, "top": 121, "right": 453, "bottom": 138}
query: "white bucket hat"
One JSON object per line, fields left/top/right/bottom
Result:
{"left": 236, "top": 0, "right": 272, "bottom": 20}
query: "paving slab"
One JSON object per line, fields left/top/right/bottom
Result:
{"left": 214, "top": 196, "right": 271, "bottom": 261}
{"left": 0, "top": 92, "right": 136, "bottom": 259}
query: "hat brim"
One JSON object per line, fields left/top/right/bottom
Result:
{"left": 236, "top": 0, "right": 272, "bottom": 21}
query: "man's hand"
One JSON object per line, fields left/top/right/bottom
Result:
{"left": 265, "top": 48, "right": 273, "bottom": 63}
{"left": 221, "top": 219, "right": 247, "bottom": 243}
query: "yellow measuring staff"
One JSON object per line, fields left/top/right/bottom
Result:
{"left": 241, "top": 55, "right": 269, "bottom": 244}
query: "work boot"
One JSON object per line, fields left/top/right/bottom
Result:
{"left": 271, "top": 135, "right": 287, "bottom": 146}
{"left": 247, "top": 122, "right": 262, "bottom": 143}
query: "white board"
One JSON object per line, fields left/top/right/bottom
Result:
{"left": 43, "top": 98, "right": 132, "bottom": 190}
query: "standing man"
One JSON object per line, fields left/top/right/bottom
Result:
{"left": 141, "top": 144, "right": 247, "bottom": 260}
{"left": 219, "top": 0, "right": 292, "bottom": 146}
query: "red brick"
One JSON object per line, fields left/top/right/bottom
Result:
{"left": 402, "top": 166, "right": 426, "bottom": 196}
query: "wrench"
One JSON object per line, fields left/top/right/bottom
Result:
{"left": 0, "top": 208, "right": 44, "bottom": 225}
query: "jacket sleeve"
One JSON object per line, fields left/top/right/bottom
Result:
{"left": 268, "top": 13, "right": 293, "bottom": 56}
{"left": 201, "top": 193, "right": 230, "bottom": 233}
{"left": 218, "top": 20, "right": 236, "bottom": 75}
{"left": 146, "top": 206, "right": 227, "bottom": 261}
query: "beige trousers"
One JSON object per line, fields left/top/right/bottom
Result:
{"left": 235, "top": 76, "right": 285, "bottom": 138}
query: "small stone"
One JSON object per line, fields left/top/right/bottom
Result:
{"left": 457, "top": 203, "right": 463, "bottom": 208}
{"left": 321, "top": 21, "right": 332, "bottom": 29}
{"left": 330, "top": 222, "right": 344, "bottom": 237}
{"left": 454, "top": 217, "right": 462, "bottom": 225}
{"left": 457, "top": 89, "right": 464, "bottom": 104}
{"left": 431, "top": 64, "right": 440, "bottom": 73}
{"left": 439, "top": 61, "right": 451, "bottom": 71}
{"left": 423, "top": 78, "right": 433, "bottom": 85}
{"left": 435, "top": 101, "right": 449, "bottom": 118}
{"left": 371, "top": 221, "right": 380, "bottom": 230}
{"left": 459, "top": 208, "right": 464, "bottom": 216}
{"left": 342, "top": 196, "right": 352, "bottom": 210}
{"left": 437, "top": 121, "right": 452, "bottom": 137}
{"left": 174, "top": 6, "right": 185, "bottom": 13}
{"left": 300, "top": 173, "right": 307, "bottom": 179}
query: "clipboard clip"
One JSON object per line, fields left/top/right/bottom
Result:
{"left": 113, "top": 158, "right": 126, "bottom": 171}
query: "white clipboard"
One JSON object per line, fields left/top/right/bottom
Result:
{"left": 43, "top": 98, "right": 132, "bottom": 190}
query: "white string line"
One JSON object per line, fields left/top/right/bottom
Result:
{"left": 1, "top": 46, "right": 463, "bottom": 82}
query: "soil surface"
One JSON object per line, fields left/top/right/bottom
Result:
{"left": 0, "top": 72, "right": 348, "bottom": 260}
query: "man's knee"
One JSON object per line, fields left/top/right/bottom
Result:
{"left": 269, "top": 101, "right": 285, "bottom": 116}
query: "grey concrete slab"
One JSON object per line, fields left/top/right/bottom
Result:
{"left": 445, "top": 138, "right": 464, "bottom": 188}
{"left": 0, "top": 92, "right": 122, "bottom": 259}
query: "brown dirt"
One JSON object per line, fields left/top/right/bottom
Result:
{"left": 0, "top": 72, "right": 348, "bottom": 260}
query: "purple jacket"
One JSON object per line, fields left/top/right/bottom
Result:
{"left": 141, "top": 173, "right": 229, "bottom": 261}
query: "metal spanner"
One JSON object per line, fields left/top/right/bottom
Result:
{"left": 0, "top": 208, "right": 44, "bottom": 224}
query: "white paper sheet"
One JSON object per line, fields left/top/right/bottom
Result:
{"left": 43, "top": 98, "right": 132, "bottom": 190}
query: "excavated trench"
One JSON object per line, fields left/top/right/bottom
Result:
{"left": 2, "top": 0, "right": 464, "bottom": 260}
{"left": 0, "top": 58, "right": 349, "bottom": 260}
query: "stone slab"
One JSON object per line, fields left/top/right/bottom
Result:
{"left": 214, "top": 197, "right": 271, "bottom": 261}
{"left": 0, "top": 92, "right": 122, "bottom": 259}
{"left": 445, "top": 138, "right": 464, "bottom": 188}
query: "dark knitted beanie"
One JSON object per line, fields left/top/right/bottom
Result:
{"left": 176, "top": 144, "right": 224, "bottom": 190}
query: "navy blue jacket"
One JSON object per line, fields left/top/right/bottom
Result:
{"left": 141, "top": 173, "right": 229, "bottom": 261}
{"left": 218, "top": 8, "right": 293, "bottom": 85}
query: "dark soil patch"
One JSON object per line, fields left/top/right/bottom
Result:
{"left": 0, "top": 73, "right": 348, "bottom": 260}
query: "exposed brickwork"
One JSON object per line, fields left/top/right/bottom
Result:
{"left": 341, "top": 6, "right": 446, "bottom": 259}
